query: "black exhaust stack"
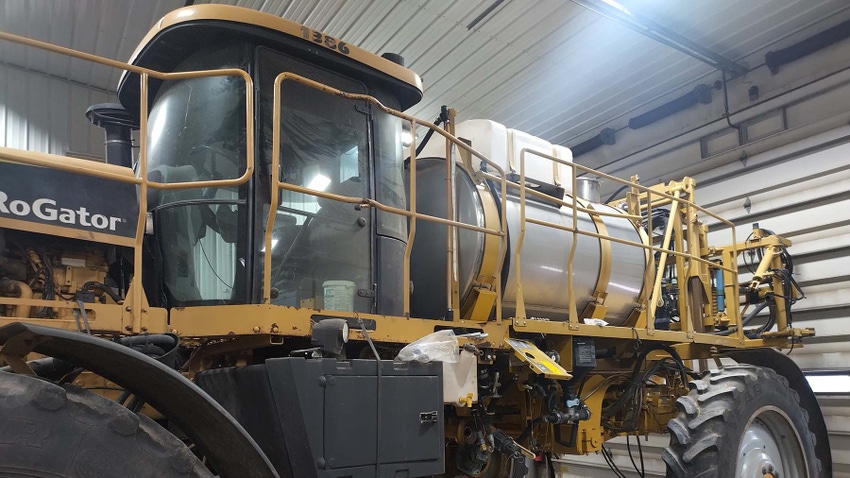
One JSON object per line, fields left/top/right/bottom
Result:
{"left": 86, "top": 103, "right": 138, "bottom": 168}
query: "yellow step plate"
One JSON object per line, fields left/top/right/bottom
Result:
{"left": 505, "top": 338, "right": 572, "bottom": 380}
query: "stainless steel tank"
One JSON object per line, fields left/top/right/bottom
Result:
{"left": 409, "top": 159, "right": 646, "bottom": 325}
{"left": 575, "top": 177, "right": 602, "bottom": 203}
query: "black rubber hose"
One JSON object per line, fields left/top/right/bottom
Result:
{"left": 604, "top": 184, "right": 630, "bottom": 204}
{"left": 81, "top": 281, "right": 123, "bottom": 304}
{"left": 716, "top": 300, "right": 771, "bottom": 336}
{"left": 414, "top": 124, "right": 439, "bottom": 158}
{"left": 404, "top": 106, "right": 450, "bottom": 167}
{"left": 517, "top": 387, "right": 559, "bottom": 444}
{"left": 416, "top": 106, "right": 450, "bottom": 156}
{"left": 0, "top": 357, "right": 75, "bottom": 380}
{"left": 118, "top": 334, "right": 177, "bottom": 349}
{"left": 745, "top": 303, "right": 776, "bottom": 339}
{"left": 516, "top": 416, "right": 546, "bottom": 444}
{"left": 118, "top": 333, "right": 181, "bottom": 367}
{"left": 1, "top": 336, "right": 178, "bottom": 371}
{"left": 602, "top": 344, "right": 687, "bottom": 420}
{"left": 1, "top": 336, "right": 180, "bottom": 377}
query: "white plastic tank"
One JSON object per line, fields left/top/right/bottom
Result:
{"left": 417, "top": 119, "right": 573, "bottom": 195}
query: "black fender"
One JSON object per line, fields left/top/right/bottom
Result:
{"left": 0, "top": 322, "right": 279, "bottom": 478}
{"left": 728, "top": 348, "right": 831, "bottom": 477}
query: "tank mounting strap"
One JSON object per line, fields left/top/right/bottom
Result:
{"left": 585, "top": 201, "right": 612, "bottom": 309}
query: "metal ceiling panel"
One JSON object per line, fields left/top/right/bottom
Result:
{"left": 0, "top": 0, "right": 183, "bottom": 91}
{"left": 2, "top": 0, "right": 849, "bottom": 150}
{"left": 198, "top": 0, "right": 850, "bottom": 147}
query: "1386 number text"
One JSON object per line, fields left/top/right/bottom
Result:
{"left": 300, "top": 27, "right": 350, "bottom": 55}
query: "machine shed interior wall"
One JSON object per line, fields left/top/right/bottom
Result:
{"left": 698, "top": 130, "right": 850, "bottom": 375}
{"left": 1, "top": 2, "right": 848, "bottom": 475}
{"left": 0, "top": 62, "right": 112, "bottom": 158}
{"left": 556, "top": 129, "right": 850, "bottom": 477}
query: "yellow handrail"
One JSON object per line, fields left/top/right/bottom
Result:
{"left": 0, "top": 31, "right": 255, "bottom": 333}
{"left": 0, "top": 28, "right": 753, "bottom": 339}
{"left": 510, "top": 147, "right": 740, "bottom": 331}
{"left": 268, "top": 73, "right": 510, "bottom": 317}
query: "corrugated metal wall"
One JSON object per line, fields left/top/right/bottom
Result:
{"left": 0, "top": 62, "right": 113, "bottom": 157}
{"left": 202, "top": 0, "right": 850, "bottom": 145}
{"left": 0, "top": 0, "right": 182, "bottom": 92}
{"left": 556, "top": 128, "right": 850, "bottom": 476}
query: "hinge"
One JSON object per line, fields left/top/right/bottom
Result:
{"left": 358, "top": 283, "right": 378, "bottom": 311}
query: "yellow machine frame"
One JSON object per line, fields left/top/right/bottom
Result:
{"left": 0, "top": 9, "right": 826, "bottom": 470}
{"left": 0, "top": 25, "right": 813, "bottom": 360}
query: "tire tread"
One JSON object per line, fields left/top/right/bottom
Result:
{"left": 662, "top": 364, "right": 823, "bottom": 478}
{"left": 0, "top": 372, "right": 213, "bottom": 477}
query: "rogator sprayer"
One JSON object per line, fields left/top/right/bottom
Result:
{"left": 0, "top": 5, "right": 828, "bottom": 478}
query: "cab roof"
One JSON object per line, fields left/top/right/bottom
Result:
{"left": 117, "top": 4, "right": 423, "bottom": 112}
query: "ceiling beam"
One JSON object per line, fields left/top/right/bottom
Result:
{"left": 571, "top": 0, "right": 748, "bottom": 77}
{"left": 467, "top": 0, "right": 507, "bottom": 30}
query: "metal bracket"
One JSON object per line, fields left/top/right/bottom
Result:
{"left": 0, "top": 353, "right": 35, "bottom": 375}
{"left": 505, "top": 338, "right": 572, "bottom": 380}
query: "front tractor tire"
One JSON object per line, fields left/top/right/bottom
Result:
{"left": 663, "top": 364, "right": 822, "bottom": 478}
{"left": 0, "top": 372, "right": 213, "bottom": 477}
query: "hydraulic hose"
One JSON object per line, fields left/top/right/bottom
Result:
{"left": 602, "top": 344, "right": 687, "bottom": 420}
{"left": 745, "top": 303, "right": 776, "bottom": 339}
{"left": 404, "top": 106, "right": 450, "bottom": 167}
{"left": 415, "top": 106, "right": 450, "bottom": 157}
{"left": 81, "top": 281, "right": 123, "bottom": 304}
{"left": 0, "top": 357, "right": 75, "bottom": 380}
{"left": 0, "top": 335, "right": 181, "bottom": 378}
{"left": 715, "top": 299, "right": 772, "bottom": 336}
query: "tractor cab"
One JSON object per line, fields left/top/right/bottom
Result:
{"left": 116, "top": 5, "right": 423, "bottom": 315}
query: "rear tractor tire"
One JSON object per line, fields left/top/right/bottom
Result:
{"left": 0, "top": 371, "right": 213, "bottom": 477}
{"left": 662, "top": 364, "right": 822, "bottom": 478}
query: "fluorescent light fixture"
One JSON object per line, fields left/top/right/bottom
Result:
{"left": 805, "top": 373, "right": 850, "bottom": 394}
{"left": 307, "top": 174, "right": 331, "bottom": 191}
{"left": 401, "top": 131, "right": 414, "bottom": 147}
{"left": 600, "top": 0, "right": 631, "bottom": 15}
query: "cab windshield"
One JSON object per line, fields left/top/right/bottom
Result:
{"left": 146, "top": 45, "right": 248, "bottom": 305}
